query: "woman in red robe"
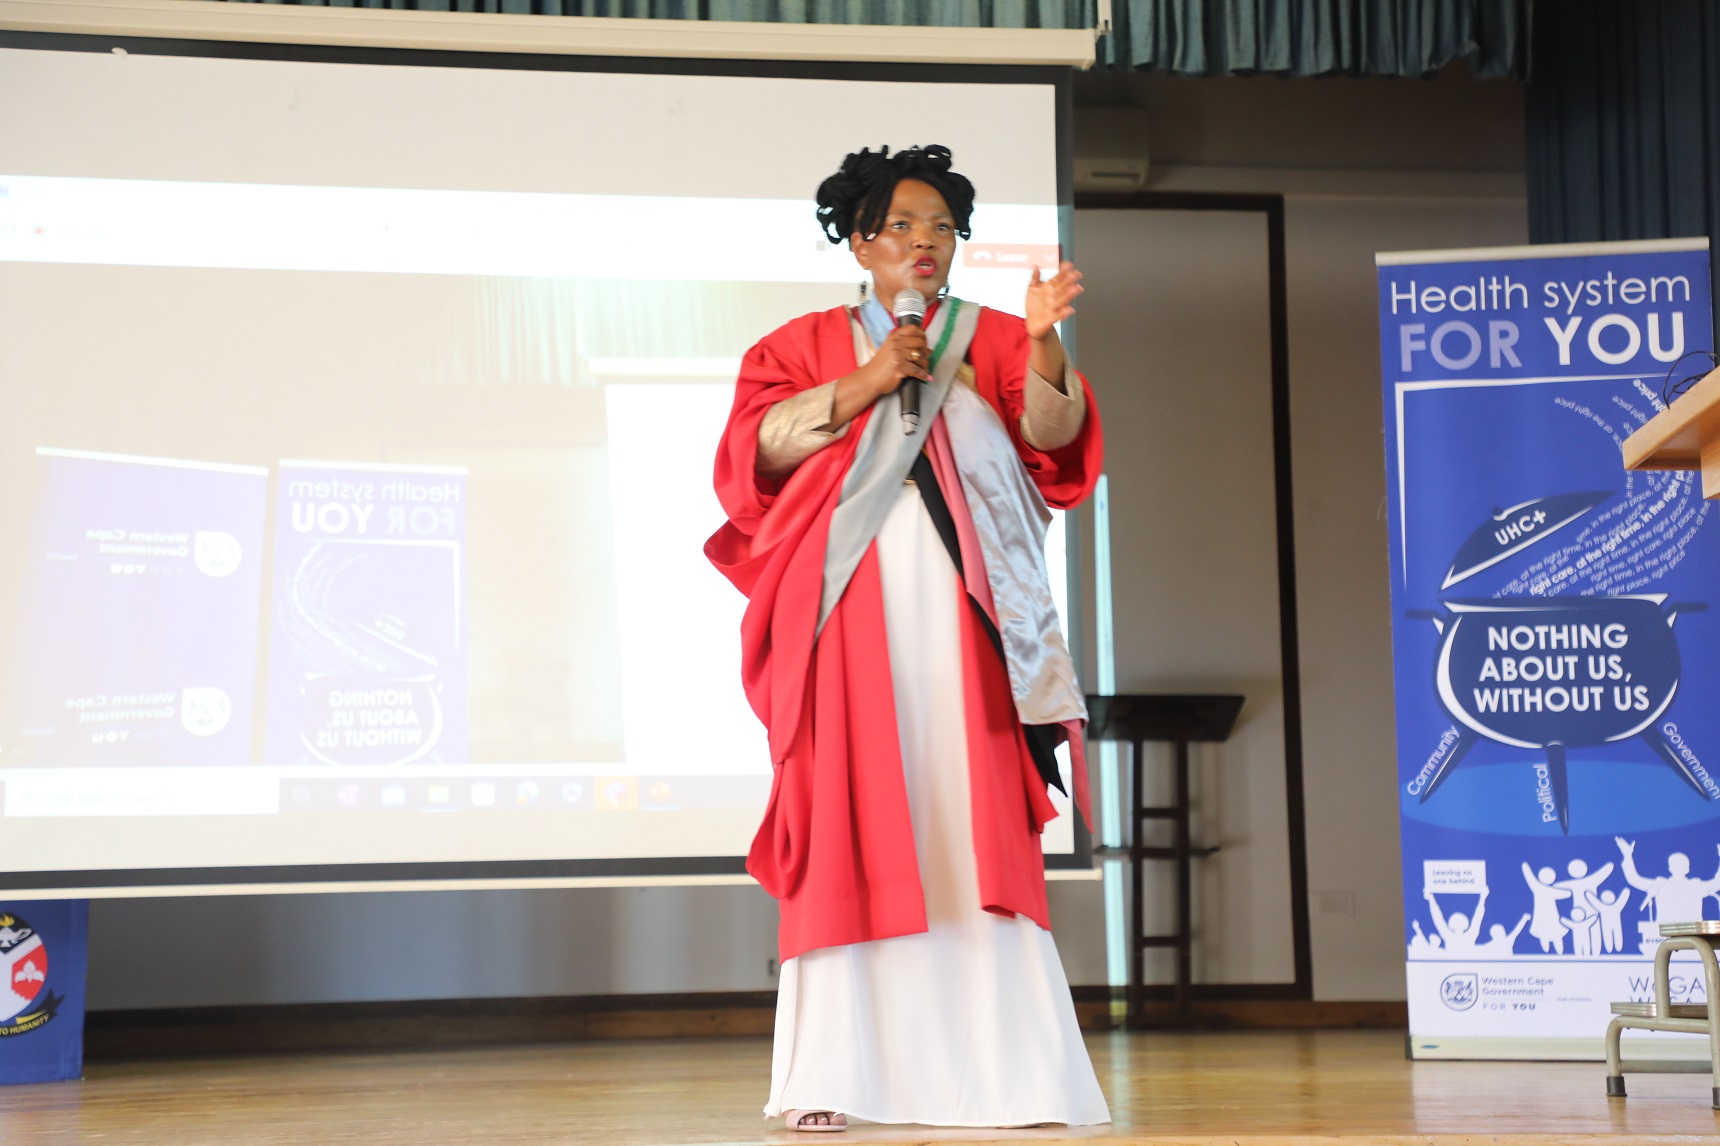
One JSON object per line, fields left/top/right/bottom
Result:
{"left": 706, "top": 145, "right": 1107, "bottom": 1131}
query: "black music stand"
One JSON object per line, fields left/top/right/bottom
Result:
{"left": 1087, "top": 693, "right": 1245, "bottom": 1028}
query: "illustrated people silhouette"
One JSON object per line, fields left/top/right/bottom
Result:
{"left": 1584, "top": 887, "right": 1632, "bottom": 953}
{"left": 1409, "top": 920, "right": 1443, "bottom": 954}
{"left": 1560, "top": 904, "right": 1601, "bottom": 956}
{"left": 1616, "top": 838, "right": 1720, "bottom": 924}
{"left": 1471, "top": 914, "right": 1531, "bottom": 956}
{"left": 1424, "top": 887, "right": 1486, "bottom": 951}
{"left": 1522, "top": 863, "right": 1572, "bottom": 953}
{"left": 1555, "top": 857, "right": 1613, "bottom": 910}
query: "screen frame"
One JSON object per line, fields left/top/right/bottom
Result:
{"left": 0, "top": 29, "right": 1090, "bottom": 893}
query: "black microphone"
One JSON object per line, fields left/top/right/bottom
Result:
{"left": 893, "top": 289, "right": 927, "bottom": 434}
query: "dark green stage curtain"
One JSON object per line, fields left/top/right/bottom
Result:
{"left": 1527, "top": 1, "right": 1720, "bottom": 253}
{"left": 216, "top": 0, "right": 1529, "bottom": 77}
{"left": 1100, "top": 0, "right": 1526, "bottom": 76}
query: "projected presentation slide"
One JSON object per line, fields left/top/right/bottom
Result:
{"left": 0, "top": 43, "right": 1074, "bottom": 880}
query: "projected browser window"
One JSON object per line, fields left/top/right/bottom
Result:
{"left": 0, "top": 47, "right": 1070, "bottom": 877}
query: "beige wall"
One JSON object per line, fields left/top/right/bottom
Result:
{"left": 1072, "top": 205, "right": 1296, "bottom": 988}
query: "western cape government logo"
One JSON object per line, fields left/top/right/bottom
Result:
{"left": 1440, "top": 972, "right": 1479, "bottom": 1012}
{"left": 0, "top": 913, "right": 62, "bottom": 1037}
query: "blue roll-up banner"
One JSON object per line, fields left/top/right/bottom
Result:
{"left": 0, "top": 901, "right": 87, "bottom": 1084}
{"left": 1379, "top": 239, "right": 1720, "bottom": 1058}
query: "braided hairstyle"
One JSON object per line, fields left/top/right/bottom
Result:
{"left": 815, "top": 145, "right": 976, "bottom": 246}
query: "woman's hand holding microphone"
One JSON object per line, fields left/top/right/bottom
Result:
{"left": 830, "top": 321, "right": 932, "bottom": 429}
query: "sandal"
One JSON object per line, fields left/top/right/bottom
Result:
{"left": 783, "top": 1109, "right": 848, "bottom": 1133}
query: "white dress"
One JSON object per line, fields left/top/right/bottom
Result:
{"left": 763, "top": 481, "right": 1110, "bottom": 1128}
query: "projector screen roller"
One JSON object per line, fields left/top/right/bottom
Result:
{"left": 0, "top": 37, "right": 1081, "bottom": 888}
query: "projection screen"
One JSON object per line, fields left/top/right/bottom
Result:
{"left": 0, "top": 32, "right": 1083, "bottom": 891}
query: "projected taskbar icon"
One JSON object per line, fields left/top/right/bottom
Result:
{"left": 278, "top": 774, "right": 769, "bottom": 814}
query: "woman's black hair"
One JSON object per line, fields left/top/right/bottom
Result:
{"left": 815, "top": 145, "right": 976, "bottom": 246}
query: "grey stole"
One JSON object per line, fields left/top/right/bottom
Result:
{"left": 817, "top": 300, "right": 1087, "bottom": 729}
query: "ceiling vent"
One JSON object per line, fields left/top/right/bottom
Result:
{"left": 1073, "top": 157, "right": 1148, "bottom": 192}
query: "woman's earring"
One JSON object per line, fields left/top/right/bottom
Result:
{"left": 857, "top": 280, "right": 869, "bottom": 304}
{"left": 938, "top": 283, "right": 951, "bottom": 299}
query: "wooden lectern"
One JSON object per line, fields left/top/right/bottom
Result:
{"left": 1622, "top": 367, "right": 1720, "bottom": 494}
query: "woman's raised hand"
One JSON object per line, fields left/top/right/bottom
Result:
{"left": 1025, "top": 261, "right": 1083, "bottom": 342}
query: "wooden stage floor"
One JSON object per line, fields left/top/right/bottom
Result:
{"left": 2, "top": 1029, "right": 1717, "bottom": 1144}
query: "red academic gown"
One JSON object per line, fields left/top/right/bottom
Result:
{"left": 705, "top": 304, "right": 1103, "bottom": 963}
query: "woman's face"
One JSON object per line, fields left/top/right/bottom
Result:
{"left": 851, "top": 178, "right": 957, "bottom": 308}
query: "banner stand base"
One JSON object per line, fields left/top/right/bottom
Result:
{"left": 1410, "top": 1034, "right": 1711, "bottom": 1061}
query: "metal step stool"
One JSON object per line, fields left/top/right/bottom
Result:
{"left": 1605, "top": 920, "right": 1720, "bottom": 1110}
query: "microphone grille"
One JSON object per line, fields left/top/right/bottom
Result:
{"left": 892, "top": 289, "right": 927, "bottom": 322}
